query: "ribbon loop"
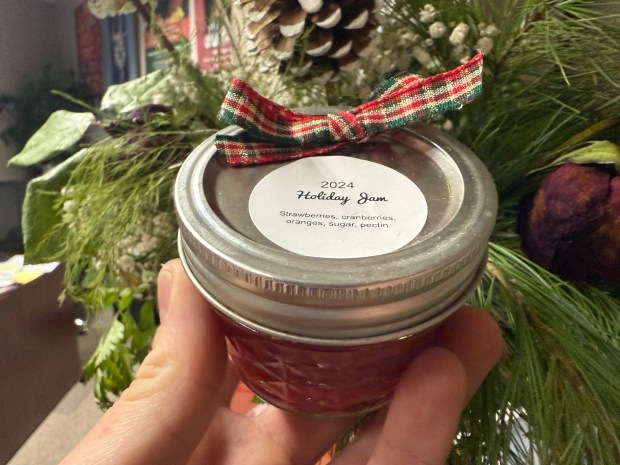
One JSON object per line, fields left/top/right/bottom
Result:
{"left": 216, "top": 53, "right": 484, "bottom": 166}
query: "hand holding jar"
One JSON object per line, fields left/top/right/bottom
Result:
{"left": 58, "top": 259, "right": 503, "bottom": 465}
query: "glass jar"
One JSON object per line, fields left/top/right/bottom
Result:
{"left": 174, "top": 122, "right": 497, "bottom": 416}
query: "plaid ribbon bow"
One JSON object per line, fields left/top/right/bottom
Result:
{"left": 216, "top": 53, "right": 483, "bottom": 166}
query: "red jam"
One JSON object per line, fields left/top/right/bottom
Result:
{"left": 216, "top": 313, "right": 439, "bottom": 416}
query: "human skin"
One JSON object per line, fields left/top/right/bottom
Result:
{"left": 58, "top": 259, "right": 504, "bottom": 465}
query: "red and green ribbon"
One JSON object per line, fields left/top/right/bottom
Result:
{"left": 216, "top": 53, "right": 484, "bottom": 166}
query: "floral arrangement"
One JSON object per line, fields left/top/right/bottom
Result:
{"left": 9, "top": 1, "right": 620, "bottom": 463}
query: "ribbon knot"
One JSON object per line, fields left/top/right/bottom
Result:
{"left": 327, "top": 111, "right": 369, "bottom": 143}
{"left": 216, "top": 53, "right": 484, "bottom": 166}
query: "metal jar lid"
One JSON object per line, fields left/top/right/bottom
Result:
{"left": 174, "top": 122, "right": 497, "bottom": 343}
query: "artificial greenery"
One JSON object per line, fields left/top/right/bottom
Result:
{"left": 12, "top": 0, "right": 620, "bottom": 462}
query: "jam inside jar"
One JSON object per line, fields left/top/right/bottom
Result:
{"left": 175, "top": 122, "right": 497, "bottom": 417}
{"left": 217, "top": 313, "right": 438, "bottom": 416}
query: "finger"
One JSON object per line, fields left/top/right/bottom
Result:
{"left": 185, "top": 403, "right": 358, "bottom": 465}
{"left": 333, "top": 307, "right": 503, "bottom": 465}
{"left": 435, "top": 306, "right": 504, "bottom": 398}
{"left": 326, "top": 409, "right": 387, "bottom": 465}
{"left": 59, "top": 259, "right": 228, "bottom": 465}
{"left": 251, "top": 405, "right": 359, "bottom": 464}
{"left": 188, "top": 402, "right": 360, "bottom": 465}
{"left": 160, "top": 270, "right": 236, "bottom": 406}
{"left": 221, "top": 362, "right": 242, "bottom": 408}
{"left": 367, "top": 347, "right": 469, "bottom": 465}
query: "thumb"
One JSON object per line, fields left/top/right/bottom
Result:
{"left": 60, "top": 259, "right": 227, "bottom": 465}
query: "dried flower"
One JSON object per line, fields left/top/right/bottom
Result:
{"left": 118, "top": 254, "right": 136, "bottom": 272}
{"left": 441, "top": 119, "right": 453, "bottom": 131}
{"left": 452, "top": 43, "right": 472, "bottom": 63}
{"left": 419, "top": 4, "right": 439, "bottom": 24}
{"left": 480, "top": 24, "right": 501, "bottom": 37}
{"left": 60, "top": 187, "right": 74, "bottom": 198}
{"left": 63, "top": 200, "right": 77, "bottom": 214}
{"left": 449, "top": 23, "right": 470, "bottom": 46}
{"left": 401, "top": 31, "right": 420, "bottom": 45}
{"left": 520, "top": 163, "right": 620, "bottom": 283}
{"left": 412, "top": 45, "right": 433, "bottom": 67}
{"left": 428, "top": 21, "right": 448, "bottom": 39}
{"left": 152, "top": 212, "right": 175, "bottom": 237}
{"left": 476, "top": 37, "right": 495, "bottom": 54}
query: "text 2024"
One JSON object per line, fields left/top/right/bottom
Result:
{"left": 320, "top": 181, "right": 354, "bottom": 189}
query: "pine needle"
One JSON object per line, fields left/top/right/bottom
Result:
{"left": 461, "top": 243, "right": 620, "bottom": 464}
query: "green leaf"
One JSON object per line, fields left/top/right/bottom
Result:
{"left": 138, "top": 301, "right": 155, "bottom": 332}
{"left": 21, "top": 148, "right": 88, "bottom": 263}
{"left": 117, "top": 288, "right": 135, "bottom": 312}
{"left": 101, "top": 291, "right": 120, "bottom": 308}
{"left": 555, "top": 140, "right": 620, "bottom": 171}
{"left": 531, "top": 140, "right": 620, "bottom": 174}
{"left": 94, "top": 319, "right": 125, "bottom": 367}
{"left": 101, "top": 70, "right": 168, "bottom": 114}
{"left": 133, "top": 301, "right": 156, "bottom": 353}
{"left": 118, "top": 300, "right": 156, "bottom": 355}
{"left": 82, "top": 318, "right": 125, "bottom": 384}
{"left": 8, "top": 110, "right": 95, "bottom": 167}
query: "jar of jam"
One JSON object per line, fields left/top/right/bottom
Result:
{"left": 174, "top": 122, "right": 497, "bottom": 416}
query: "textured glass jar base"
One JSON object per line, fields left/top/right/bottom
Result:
{"left": 216, "top": 313, "right": 440, "bottom": 417}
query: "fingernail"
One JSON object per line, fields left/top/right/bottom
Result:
{"left": 157, "top": 263, "right": 173, "bottom": 318}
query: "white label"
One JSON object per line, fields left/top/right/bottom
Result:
{"left": 248, "top": 156, "right": 428, "bottom": 258}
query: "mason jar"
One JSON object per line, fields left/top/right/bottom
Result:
{"left": 174, "top": 121, "right": 497, "bottom": 416}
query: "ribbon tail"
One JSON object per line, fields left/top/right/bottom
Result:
{"left": 367, "top": 52, "right": 483, "bottom": 101}
{"left": 355, "top": 53, "right": 484, "bottom": 135}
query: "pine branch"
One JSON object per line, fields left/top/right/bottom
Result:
{"left": 460, "top": 1, "right": 620, "bottom": 195}
{"left": 459, "top": 243, "right": 620, "bottom": 464}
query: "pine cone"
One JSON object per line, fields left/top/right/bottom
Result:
{"left": 243, "top": 0, "right": 382, "bottom": 78}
